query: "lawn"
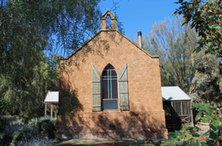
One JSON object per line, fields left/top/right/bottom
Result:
{"left": 57, "top": 140, "right": 161, "bottom": 146}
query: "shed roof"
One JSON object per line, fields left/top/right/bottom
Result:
{"left": 44, "top": 91, "right": 59, "bottom": 103}
{"left": 162, "top": 86, "right": 191, "bottom": 101}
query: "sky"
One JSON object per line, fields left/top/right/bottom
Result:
{"left": 99, "top": 0, "right": 180, "bottom": 41}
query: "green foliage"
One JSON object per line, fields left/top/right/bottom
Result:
{"left": 175, "top": 0, "right": 222, "bottom": 57}
{"left": 166, "top": 103, "right": 222, "bottom": 146}
{"left": 0, "top": 0, "right": 101, "bottom": 52}
{"left": 29, "top": 117, "right": 56, "bottom": 139}
{"left": 46, "top": 54, "right": 61, "bottom": 91}
{"left": 0, "top": 123, "right": 38, "bottom": 146}
{"left": 10, "top": 125, "right": 38, "bottom": 146}
{"left": 193, "top": 103, "right": 222, "bottom": 145}
{"left": 143, "top": 17, "right": 199, "bottom": 93}
{"left": 0, "top": 119, "right": 6, "bottom": 132}
{"left": 166, "top": 124, "right": 201, "bottom": 146}
{"left": 190, "top": 51, "right": 221, "bottom": 103}
{"left": 0, "top": 98, "right": 9, "bottom": 115}
{"left": 0, "top": 0, "right": 101, "bottom": 121}
{"left": 17, "top": 138, "right": 55, "bottom": 146}
{"left": 0, "top": 117, "right": 56, "bottom": 145}
{"left": 10, "top": 119, "right": 25, "bottom": 126}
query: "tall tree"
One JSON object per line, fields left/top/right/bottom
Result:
{"left": 174, "top": 0, "right": 222, "bottom": 57}
{"left": 175, "top": 0, "right": 222, "bottom": 104}
{"left": 190, "top": 51, "right": 221, "bottom": 103}
{"left": 47, "top": 54, "right": 61, "bottom": 91}
{"left": 0, "top": 0, "right": 101, "bottom": 55}
{"left": 0, "top": 0, "right": 102, "bottom": 120}
{"left": 143, "top": 17, "right": 199, "bottom": 93}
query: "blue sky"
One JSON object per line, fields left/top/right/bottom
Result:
{"left": 99, "top": 0, "right": 180, "bottom": 41}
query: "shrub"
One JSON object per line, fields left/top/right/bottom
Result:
{"left": 166, "top": 103, "right": 222, "bottom": 146}
{"left": 0, "top": 120, "right": 39, "bottom": 146}
{"left": 29, "top": 116, "right": 56, "bottom": 139}
{"left": 0, "top": 133, "right": 6, "bottom": 146}
{"left": 0, "top": 116, "right": 57, "bottom": 146}
{"left": 0, "top": 117, "right": 7, "bottom": 132}
{"left": 10, "top": 119, "right": 24, "bottom": 126}
{"left": 0, "top": 115, "right": 16, "bottom": 131}
{"left": 10, "top": 125, "right": 38, "bottom": 146}
{"left": 17, "top": 138, "right": 55, "bottom": 146}
{"left": 0, "top": 124, "right": 22, "bottom": 145}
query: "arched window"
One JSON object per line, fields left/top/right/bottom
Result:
{"left": 101, "top": 64, "right": 118, "bottom": 110}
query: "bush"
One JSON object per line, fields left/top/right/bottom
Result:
{"left": 29, "top": 116, "right": 56, "bottom": 139}
{"left": 10, "top": 125, "right": 38, "bottom": 146}
{"left": 17, "top": 138, "right": 55, "bottom": 146}
{"left": 0, "top": 133, "right": 6, "bottom": 146}
{"left": 0, "top": 117, "right": 7, "bottom": 132}
{"left": 0, "top": 116, "right": 57, "bottom": 146}
{"left": 10, "top": 119, "right": 24, "bottom": 126}
{"left": 166, "top": 103, "right": 222, "bottom": 146}
{"left": 0, "top": 124, "right": 21, "bottom": 145}
{"left": 0, "top": 115, "right": 16, "bottom": 131}
{"left": 0, "top": 123, "right": 38, "bottom": 146}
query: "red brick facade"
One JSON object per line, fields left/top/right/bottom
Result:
{"left": 57, "top": 11, "right": 167, "bottom": 140}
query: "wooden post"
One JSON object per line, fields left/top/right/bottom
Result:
{"left": 190, "top": 101, "right": 194, "bottom": 127}
{"left": 44, "top": 104, "right": 47, "bottom": 116}
{"left": 50, "top": 104, "right": 53, "bottom": 119}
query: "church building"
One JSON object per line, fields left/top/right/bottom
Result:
{"left": 57, "top": 10, "right": 168, "bottom": 139}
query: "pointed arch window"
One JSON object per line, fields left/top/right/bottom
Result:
{"left": 92, "top": 64, "right": 129, "bottom": 112}
{"left": 101, "top": 64, "right": 118, "bottom": 110}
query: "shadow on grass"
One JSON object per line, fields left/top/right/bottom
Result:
{"left": 57, "top": 141, "right": 160, "bottom": 146}
{"left": 57, "top": 143, "right": 96, "bottom": 146}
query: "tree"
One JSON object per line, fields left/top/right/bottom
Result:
{"left": 47, "top": 54, "right": 61, "bottom": 91}
{"left": 190, "top": 51, "right": 221, "bottom": 103}
{"left": 143, "top": 17, "right": 199, "bottom": 93}
{"left": 174, "top": 0, "right": 222, "bottom": 57}
{"left": 0, "top": 0, "right": 102, "bottom": 54}
{"left": 0, "top": 0, "right": 102, "bottom": 120}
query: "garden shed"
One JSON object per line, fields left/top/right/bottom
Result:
{"left": 162, "top": 86, "right": 194, "bottom": 131}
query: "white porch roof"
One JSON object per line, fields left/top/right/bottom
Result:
{"left": 162, "top": 86, "right": 191, "bottom": 101}
{"left": 44, "top": 91, "right": 59, "bottom": 103}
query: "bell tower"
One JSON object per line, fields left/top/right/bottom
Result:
{"left": 101, "top": 10, "right": 117, "bottom": 30}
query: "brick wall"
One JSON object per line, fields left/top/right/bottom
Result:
{"left": 58, "top": 30, "right": 167, "bottom": 139}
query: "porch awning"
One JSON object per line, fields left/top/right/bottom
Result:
{"left": 44, "top": 91, "right": 59, "bottom": 104}
{"left": 162, "top": 86, "right": 191, "bottom": 101}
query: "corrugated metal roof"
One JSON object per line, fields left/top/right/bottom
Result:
{"left": 44, "top": 91, "right": 59, "bottom": 103}
{"left": 162, "top": 86, "right": 191, "bottom": 101}
{"left": 44, "top": 87, "right": 189, "bottom": 103}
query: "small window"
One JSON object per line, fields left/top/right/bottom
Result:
{"left": 102, "top": 64, "right": 118, "bottom": 110}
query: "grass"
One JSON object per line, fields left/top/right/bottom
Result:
{"left": 57, "top": 141, "right": 160, "bottom": 146}
{"left": 58, "top": 143, "right": 96, "bottom": 146}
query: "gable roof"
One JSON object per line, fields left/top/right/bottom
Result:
{"left": 44, "top": 91, "right": 59, "bottom": 103}
{"left": 60, "top": 29, "right": 159, "bottom": 60}
{"left": 60, "top": 10, "right": 158, "bottom": 60}
{"left": 162, "top": 86, "right": 191, "bottom": 101}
